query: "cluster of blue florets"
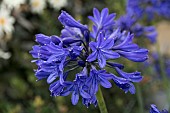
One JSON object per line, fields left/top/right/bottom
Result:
{"left": 127, "top": 0, "right": 170, "bottom": 20}
{"left": 117, "top": 13, "right": 158, "bottom": 43}
{"left": 116, "top": 0, "right": 168, "bottom": 44}
{"left": 30, "top": 8, "right": 148, "bottom": 107}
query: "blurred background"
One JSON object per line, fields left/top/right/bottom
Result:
{"left": 0, "top": 0, "right": 170, "bottom": 113}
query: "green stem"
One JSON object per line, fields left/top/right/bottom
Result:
{"left": 96, "top": 87, "right": 108, "bottom": 113}
{"left": 136, "top": 84, "right": 144, "bottom": 113}
{"left": 156, "top": 43, "right": 170, "bottom": 107}
{"left": 156, "top": 43, "right": 168, "bottom": 87}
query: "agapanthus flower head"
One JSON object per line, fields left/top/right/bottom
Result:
{"left": 127, "top": 0, "right": 159, "bottom": 20}
{"left": 116, "top": 12, "right": 136, "bottom": 32}
{"left": 30, "top": 8, "right": 148, "bottom": 107}
{"left": 150, "top": 104, "right": 169, "bottom": 113}
{"left": 127, "top": 0, "right": 170, "bottom": 20}
{"left": 132, "top": 24, "right": 157, "bottom": 43}
{"left": 159, "top": 0, "right": 170, "bottom": 19}
{"left": 117, "top": 11, "right": 157, "bottom": 43}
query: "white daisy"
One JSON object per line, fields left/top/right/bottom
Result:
{"left": 2, "top": 0, "right": 26, "bottom": 9}
{"left": 48, "top": 0, "right": 67, "bottom": 10}
{"left": 0, "top": 6, "right": 15, "bottom": 38}
{"left": 30, "top": 0, "right": 46, "bottom": 14}
{"left": 0, "top": 49, "right": 11, "bottom": 60}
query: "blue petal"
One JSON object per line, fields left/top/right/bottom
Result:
{"left": 60, "top": 90, "right": 71, "bottom": 96}
{"left": 40, "top": 63, "right": 58, "bottom": 72}
{"left": 107, "top": 28, "right": 120, "bottom": 40}
{"left": 103, "top": 13, "right": 116, "bottom": 26}
{"left": 87, "top": 51, "right": 97, "bottom": 62}
{"left": 100, "top": 73, "right": 114, "bottom": 80}
{"left": 112, "top": 73, "right": 129, "bottom": 84}
{"left": 117, "top": 44, "right": 139, "bottom": 51}
{"left": 50, "top": 35, "right": 61, "bottom": 45}
{"left": 90, "top": 25, "right": 98, "bottom": 38}
{"left": 35, "top": 34, "right": 51, "bottom": 45}
{"left": 88, "top": 16, "right": 98, "bottom": 26}
{"left": 30, "top": 45, "right": 40, "bottom": 58}
{"left": 99, "top": 76, "right": 112, "bottom": 88}
{"left": 59, "top": 56, "right": 66, "bottom": 71}
{"left": 59, "top": 73, "right": 64, "bottom": 85}
{"left": 150, "top": 104, "right": 161, "bottom": 113}
{"left": 89, "top": 42, "right": 97, "bottom": 51}
{"left": 71, "top": 91, "right": 79, "bottom": 105}
{"left": 61, "top": 27, "right": 82, "bottom": 39}
{"left": 145, "top": 31, "right": 157, "bottom": 44}
{"left": 46, "top": 42, "right": 63, "bottom": 53}
{"left": 47, "top": 54, "right": 64, "bottom": 62}
{"left": 49, "top": 81, "right": 59, "bottom": 92}
{"left": 102, "top": 50, "right": 120, "bottom": 59}
{"left": 98, "top": 51, "right": 106, "bottom": 68}
{"left": 80, "top": 90, "right": 91, "bottom": 99}
{"left": 101, "top": 8, "right": 109, "bottom": 23}
{"left": 58, "top": 11, "right": 88, "bottom": 31}
{"left": 113, "top": 33, "right": 134, "bottom": 49}
{"left": 128, "top": 83, "right": 135, "bottom": 94}
{"left": 85, "top": 76, "right": 92, "bottom": 88}
{"left": 117, "top": 49, "right": 148, "bottom": 62}
{"left": 101, "top": 38, "right": 115, "bottom": 49}
{"left": 89, "top": 70, "right": 99, "bottom": 95}
{"left": 107, "top": 62, "right": 124, "bottom": 69}
{"left": 49, "top": 81, "right": 64, "bottom": 96}
{"left": 93, "top": 8, "right": 100, "bottom": 22}
{"left": 35, "top": 70, "right": 50, "bottom": 80}
{"left": 47, "top": 72, "right": 58, "bottom": 84}
{"left": 97, "top": 32, "right": 104, "bottom": 47}
{"left": 92, "top": 78, "right": 98, "bottom": 94}
{"left": 115, "top": 67, "right": 143, "bottom": 82}
{"left": 62, "top": 37, "right": 80, "bottom": 45}
{"left": 112, "top": 73, "right": 136, "bottom": 94}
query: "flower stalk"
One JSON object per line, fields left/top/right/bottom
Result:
{"left": 136, "top": 84, "right": 144, "bottom": 113}
{"left": 156, "top": 43, "right": 170, "bottom": 107}
{"left": 96, "top": 87, "right": 108, "bottom": 113}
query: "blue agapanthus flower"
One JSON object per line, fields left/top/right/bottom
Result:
{"left": 159, "top": 0, "right": 170, "bottom": 19}
{"left": 150, "top": 104, "right": 168, "bottom": 113}
{"left": 127, "top": 0, "right": 159, "bottom": 21}
{"left": 127, "top": 0, "right": 170, "bottom": 20}
{"left": 118, "top": 0, "right": 170, "bottom": 44}
{"left": 30, "top": 8, "right": 148, "bottom": 107}
{"left": 117, "top": 9, "right": 158, "bottom": 43}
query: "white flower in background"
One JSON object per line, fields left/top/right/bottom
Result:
{"left": 0, "top": 49, "right": 11, "bottom": 60}
{"left": 30, "top": 0, "right": 46, "bottom": 14}
{"left": 0, "top": 6, "right": 15, "bottom": 38}
{"left": 48, "top": 0, "right": 67, "bottom": 10}
{"left": 2, "top": 0, "right": 26, "bottom": 9}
